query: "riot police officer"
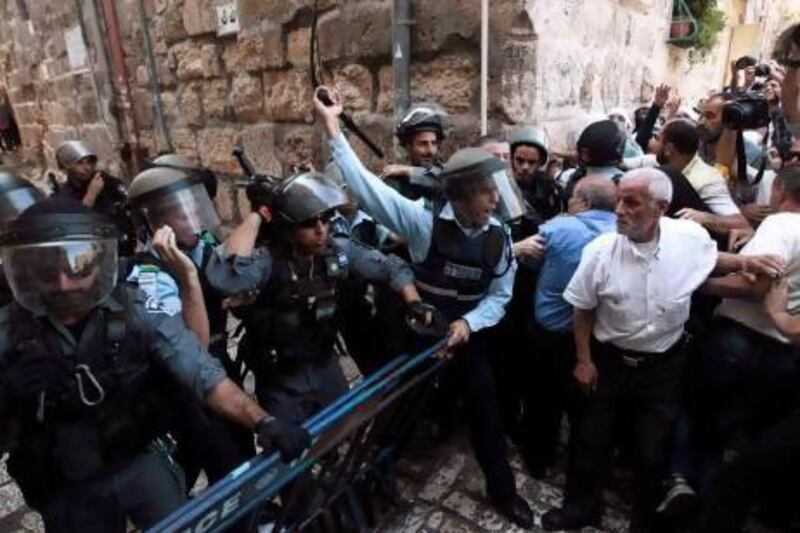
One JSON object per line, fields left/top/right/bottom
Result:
{"left": 53, "top": 140, "right": 135, "bottom": 256}
{"left": 0, "top": 197, "right": 309, "bottom": 532}
{"left": 315, "top": 86, "right": 534, "bottom": 528}
{"left": 150, "top": 152, "right": 219, "bottom": 201}
{"left": 230, "top": 170, "right": 421, "bottom": 425}
{"left": 0, "top": 172, "right": 44, "bottom": 306}
{"left": 556, "top": 119, "right": 626, "bottom": 202}
{"left": 508, "top": 125, "right": 562, "bottom": 230}
{"left": 127, "top": 166, "right": 268, "bottom": 485}
{"left": 381, "top": 105, "right": 446, "bottom": 202}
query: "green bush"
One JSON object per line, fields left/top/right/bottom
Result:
{"left": 672, "top": 0, "right": 727, "bottom": 60}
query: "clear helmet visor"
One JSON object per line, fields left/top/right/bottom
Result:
{"left": 0, "top": 187, "right": 43, "bottom": 224}
{"left": 140, "top": 183, "right": 221, "bottom": 248}
{"left": 2, "top": 238, "right": 118, "bottom": 318}
{"left": 491, "top": 169, "right": 528, "bottom": 222}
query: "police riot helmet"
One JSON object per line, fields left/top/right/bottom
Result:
{"left": 150, "top": 152, "right": 218, "bottom": 199}
{"left": 508, "top": 125, "right": 550, "bottom": 165}
{"left": 395, "top": 105, "right": 445, "bottom": 144}
{"left": 0, "top": 198, "right": 118, "bottom": 318}
{"left": 128, "top": 167, "right": 222, "bottom": 247}
{"left": 441, "top": 147, "right": 527, "bottom": 222}
{"left": 0, "top": 172, "right": 44, "bottom": 224}
{"left": 272, "top": 171, "right": 348, "bottom": 225}
{"left": 55, "top": 140, "right": 98, "bottom": 169}
{"left": 576, "top": 120, "right": 626, "bottom": 166}
{"left": 151, "top": 153, "right": 193, "bottom": 170}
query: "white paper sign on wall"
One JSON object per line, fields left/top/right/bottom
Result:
{"left": 65, "top": 26, "right": 88, "bottom": 70}
{"left": 216, "top": 2, "right": 240, "bottom": 37}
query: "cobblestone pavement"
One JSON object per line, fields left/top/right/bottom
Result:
{"left": 379, "top": 431, "right": 631, "bottom": 533}
{"left": 0, "top": 434, "right": 630, "bottom": 533}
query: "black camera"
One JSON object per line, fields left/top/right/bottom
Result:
{"left": 722, "top": 92, "right": 771, "bottom": 130}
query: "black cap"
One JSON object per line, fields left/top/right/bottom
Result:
{"left": 577, "top": 120, "right": 625, "bottom": 166}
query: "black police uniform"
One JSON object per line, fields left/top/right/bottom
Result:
{"left": 130, "top": 237, "right": 268, "bottom": 487}
{"left": 241, "top": 236, "right": 413, "bottom": 424}
{"left": 0, "top": 284, "right": 227, "bottom": 532}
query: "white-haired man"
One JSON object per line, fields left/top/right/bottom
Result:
{"left": 542, "top": 168, "right": 785, "bottom": 532}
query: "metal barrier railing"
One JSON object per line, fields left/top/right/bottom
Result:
{"left": 147, "top": 339, "right": 446, "bottom": 533}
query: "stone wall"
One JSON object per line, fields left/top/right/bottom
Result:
{"left": 0, "top": 0, "right": 793, "bottom": 224}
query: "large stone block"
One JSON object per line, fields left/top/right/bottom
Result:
{"left": 274, "top": 125, "right": 318, "bottom": 173}
{"left": 222, "top": 30, "right": 284, "bottom": 72}
{"left": 198, "top": 126, "right": 240, "bottom": 175}
{"left": 178, "top": 82, "right": 204, "bottom": 127}
{"left": 344, "top": 2, "right": 392, "bottom": 58}
{"left": 160, "top": 6, "right": 188, "bottom": 44}
{"left": 411, "top": 0, "right": 481, "bottom": 53}
{"left": 239, "top": 0, "right": 303, "bottom": 29}
{"left": 132, "top": 88, "right": 155, "bottom": 129}
{"left": 378, "top": 54, "right": 478, "bottom": 114}
{"left": 494, "top": 38, "right": 541, "bottom": 123}
{"left": 172, "top": 128, "right": 200, "bottom": 165}
{"left": 230, "top": 72, "right": 264, "bottom": 122}
{"left": 182, "top": 0, "right": 216, "bottom": 36}
{"left": 316, "top": 9, "right": 345, "bottom": 62}
{"left": 79, "top": 94, "right": 100, "bottom": 124}
{"left": 203, "top": 78, "right": 230, "bottom": 121}
{"left": 263, "top": 69, "right": 313, "bottom": 123}
{"left": 172, "top": 41, "right": 222, "bottom": 81}
{"left": 239, "top": 123, "right": 281, "bottom": 175}
{"left": 332, "top": 64, "right": 372, "bottom": 113}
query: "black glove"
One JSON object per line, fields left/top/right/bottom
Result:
{"left": 245, "top": 175, "right": 277, "bottom": 210}
{"left": 2, "top": 353, "right": 69, "bottom": 401}
{"left": 255, "top": 416, "right": 311, "bottom": 462}
{"left": 405, "top": 301, "right": 448, "bottom": 337}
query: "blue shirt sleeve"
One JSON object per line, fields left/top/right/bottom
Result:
{"left": 330, "top": 133, "right": 433, "bottom": 263}
{"left": 127, "top": 265, "right": 182, "bottom": 317}
{"left": 461, "top": 228, "right": 517, "bottom": 332}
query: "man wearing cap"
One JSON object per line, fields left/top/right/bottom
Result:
{"left": 380, "top": 105, "right": 446, "bottom": 202}
{"left": 53, "top": 140, "right": 135, "bottom": 256}
{"left": 313, "top": 87, "right": 534, "bottom": 528}
{"left": 556, "top": 120, "right": 626, "bottom": 202}
{"left": 508, "top": 124, "right": 561, "bottom": 226}
{"left": 0, "top": 197, "right": 311, "bottom": 531}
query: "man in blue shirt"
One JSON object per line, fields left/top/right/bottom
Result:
{"left": 514, "top": 176, "right": 617, "bottom": 478}
{"left": 314, "top": 87, "right": 533, "bottom": 528}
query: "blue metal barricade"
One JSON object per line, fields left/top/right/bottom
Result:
{"left": 147, "top": 339, "right": 446, "bottom": 533}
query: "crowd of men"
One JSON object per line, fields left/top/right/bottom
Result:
{"left": 0, "top": 23, "right": 799, "bottom": 533}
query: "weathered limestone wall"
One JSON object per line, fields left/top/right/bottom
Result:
{"left": 0, "top": 0, "right": 793, "bottom": 223}
{"left": 0, "top": 0, "right": 123, "bottom": 178}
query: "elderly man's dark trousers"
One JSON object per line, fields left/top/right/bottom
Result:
{"left": 564, "top": 339, "right": 686, "bottom": 527}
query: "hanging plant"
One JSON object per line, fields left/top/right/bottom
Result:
{"left": 669, "top": 0, "right": 726, "bottom": 60}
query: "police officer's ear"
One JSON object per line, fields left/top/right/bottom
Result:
{"left": 256, "top": 205, "right": 272, "bottom": 223}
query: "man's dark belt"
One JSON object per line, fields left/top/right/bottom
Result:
{"left": 597, "top": 333, "right": 688, "bottom": 369}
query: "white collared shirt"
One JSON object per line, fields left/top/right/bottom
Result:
{"left": 564, "top": 217, "right": 718, "bottom": 353}
{"left": 717, "top": 212, "right": 800, "bottom": 343}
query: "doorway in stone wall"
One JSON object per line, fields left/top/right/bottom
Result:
{"left": 0, "top": 88, "right": 22, "bottom": 156}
